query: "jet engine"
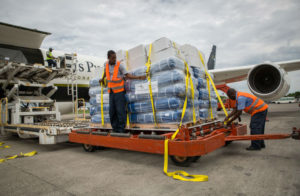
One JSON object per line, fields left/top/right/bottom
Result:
{"left": 247, "top": 63, "right": 290, "bottom": 101}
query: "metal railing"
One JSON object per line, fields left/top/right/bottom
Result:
{"left": 74, "top": 98, "right": 89, "bottom": 121}
{"left": 0, "top": 98, "right": 8, "bottom": 125}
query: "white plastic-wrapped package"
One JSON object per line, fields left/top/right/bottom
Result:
{"left": 116, "top": 50, "right": 127, "bottom": 65}
{"left": 152, "top": 37, "right": 173, "bottom": 53}
{"left": 180, "top": 44, "right": 206, "bottom": 69}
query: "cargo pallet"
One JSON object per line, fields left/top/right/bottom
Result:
{"left": 69, "top": 121, "right": 300, "bottom": 166}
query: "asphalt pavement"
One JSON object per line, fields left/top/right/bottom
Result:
{"left": 0, "top": 103, "right": 299, "bottom": 196}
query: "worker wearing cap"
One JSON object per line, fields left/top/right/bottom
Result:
{"left": 46, "top": 48, "right": 57, "bottom": 68}
{"left": 224, "top": 88, "right": 268, "bottom": 151}
{"left": 99, "top": 50, "right": 146, "bottom": 133}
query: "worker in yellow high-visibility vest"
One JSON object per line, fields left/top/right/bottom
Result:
{"left": 46, "top": 48, "right": 57, "bottom": 68}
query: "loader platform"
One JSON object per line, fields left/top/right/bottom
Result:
{"left": 69, "top": 121, "right": 298, "bottom": 166}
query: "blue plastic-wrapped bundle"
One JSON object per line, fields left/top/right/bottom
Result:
{"left": 90, "top": 104, "right": 110, "bottom": 116}
{"left": 129, "top": 56, "right": 185, "bottom": 76}
{"left": 89, "top": 77, "right": 102, "bottom": 87}
{"left": 89, "top": 93, "right": 110, "bottom": 105}
{"left": 128, "top": 97, "right": 183, "bottom": 113}
{"left": 125, "top": 69, "right": 197, "bottom": 93}
{"left": 91, "top": 114, "right": 111, "bottom": 123}
{"left": 198, "top": 99, "right": 218, "bottom": 109}
{"left": 88, "top": 54, "right": 214, "bottom": 125}
{"left": 191, "top": 66, "right": 205, "bottom": 78}
{"left": 89, "top": 86, "right": 108, "bottom": 96}
{"left": 197, "top": 78, "right": 207, "bottom": 89}
{"left": 198, "top": 89, "right": 217, "bottom": 100}
{"left": 130, "top": 109, "right": 198, "bottom": 124}
{"left": 199, "top": 108, "right": 218, "bottom": 119}
{"left": 89, "top": 87, "right": 109, "bottom": 105}
{"left": 126, "top": 83, "right": 198, "bottom": 103}
{"left": 128, "top": 97, "right": 199, "bottom": 113}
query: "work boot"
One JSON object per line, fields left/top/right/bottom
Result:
{"left": 246, "top": 146, "right": 261, "bottom": 151}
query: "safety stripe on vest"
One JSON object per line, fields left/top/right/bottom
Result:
{"left": 106, "top": 79, "right": 123, "bottom": 83}
{"left": 254, "top": 102, "right": 266, "bottom": 111}
{"left": 248, "top": 99, "right": 259, "bottom": 113}
{"left": 109, "top": 85, "right": 124, "bottom": 90}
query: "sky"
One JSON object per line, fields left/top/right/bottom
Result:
{"left": 0, "top": 0, "right": 299, "bottom": 92}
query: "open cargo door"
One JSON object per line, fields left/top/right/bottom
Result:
{"left": 0, "top": 22, "right": 50, "bottom": 49}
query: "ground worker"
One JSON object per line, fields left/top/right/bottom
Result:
{"left": 46, "top": 48, "right": 57, "bottom": 68}
{"left": 99, "top": 50, "right": 146, "bottom": 133}
{"left": 224, "top": 88, "right": 268, "bottom": 151}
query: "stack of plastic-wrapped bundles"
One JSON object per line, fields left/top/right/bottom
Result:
{"left": 190, "top": 67, "right": 218, "bottom": 119}
{"left": 179, "top": 44, "right": 218, "bottom": 119}
{"left": 89, "top": 37, "right": 218, "bottom": 125}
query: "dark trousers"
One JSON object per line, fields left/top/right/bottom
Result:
{"left": 109, "top": 91, "right": 126, "bottom": 133}
{"left": 47, "top": 59, "right": 57, "bottom": 67}
{"left": 250, "top": 109, "right": 268, "bottom": 149}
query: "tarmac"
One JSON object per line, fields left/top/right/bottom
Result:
{"left": 0, "top": 103, "right": 299, "bottom": 196}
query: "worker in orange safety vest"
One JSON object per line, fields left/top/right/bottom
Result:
{"left": 224, "top": 88, "right": 268, "bottom": 150}
{"left": 99, "top": 50, "right": 146, "bottom": 133}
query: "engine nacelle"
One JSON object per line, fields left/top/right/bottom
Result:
{"left": 247, "top": 63, "right": 290, "bottom": 101}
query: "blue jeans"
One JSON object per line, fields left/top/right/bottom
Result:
{"left": 47, "top": 59, "right": 57, "bottom": 67}
{"left": 250, "top": 109, "right": 268, "bottom": 149}
{"left": 109, "top": 91, "right": 127, "bottom": 133}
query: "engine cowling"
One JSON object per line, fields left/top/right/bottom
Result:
{"left": 247, "top": 63, "right": 290, "bottom": 101}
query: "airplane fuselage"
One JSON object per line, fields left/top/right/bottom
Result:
{"left": 40, "top": 49, "right": 105, "bottom": 101}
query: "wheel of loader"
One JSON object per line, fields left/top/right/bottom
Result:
{"left": 82, "top": 144, "right": 96, "bottom": 152}
{"left": 170, "top": 156, "right": 195, "bottom": 167}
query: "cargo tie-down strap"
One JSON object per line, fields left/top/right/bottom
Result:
{"left": 100, "top": 71, "right": 105, "bottom": 126}
{"left": 206, "top": 77, "right": 214, "bottom": 120}
{"left": 172, "top": 42, "right": 196, "bottom": 124}
{"left": 125, "top": 50, "right": 131, "bottom": 127}
{"left": 145, "top": 43, "right": 158, "bottom": 126}
{"left": 161, "top": 43, "right": 208, "bottom": 182}
{"left": 0, "top": 142, "right": 37, "bottom": 163}
{"left": 0, "top": 142, "right": 10, "bottom": 149}
{"left": 198, "top": 51, "right": 228, "bottom": 117}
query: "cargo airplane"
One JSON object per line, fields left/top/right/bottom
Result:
{"left": 1, "top": 22, "right": 300, "bottom": 114}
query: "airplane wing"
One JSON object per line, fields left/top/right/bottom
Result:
{"left": 210, "top": 59, "right": 300, "bottom": 84}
